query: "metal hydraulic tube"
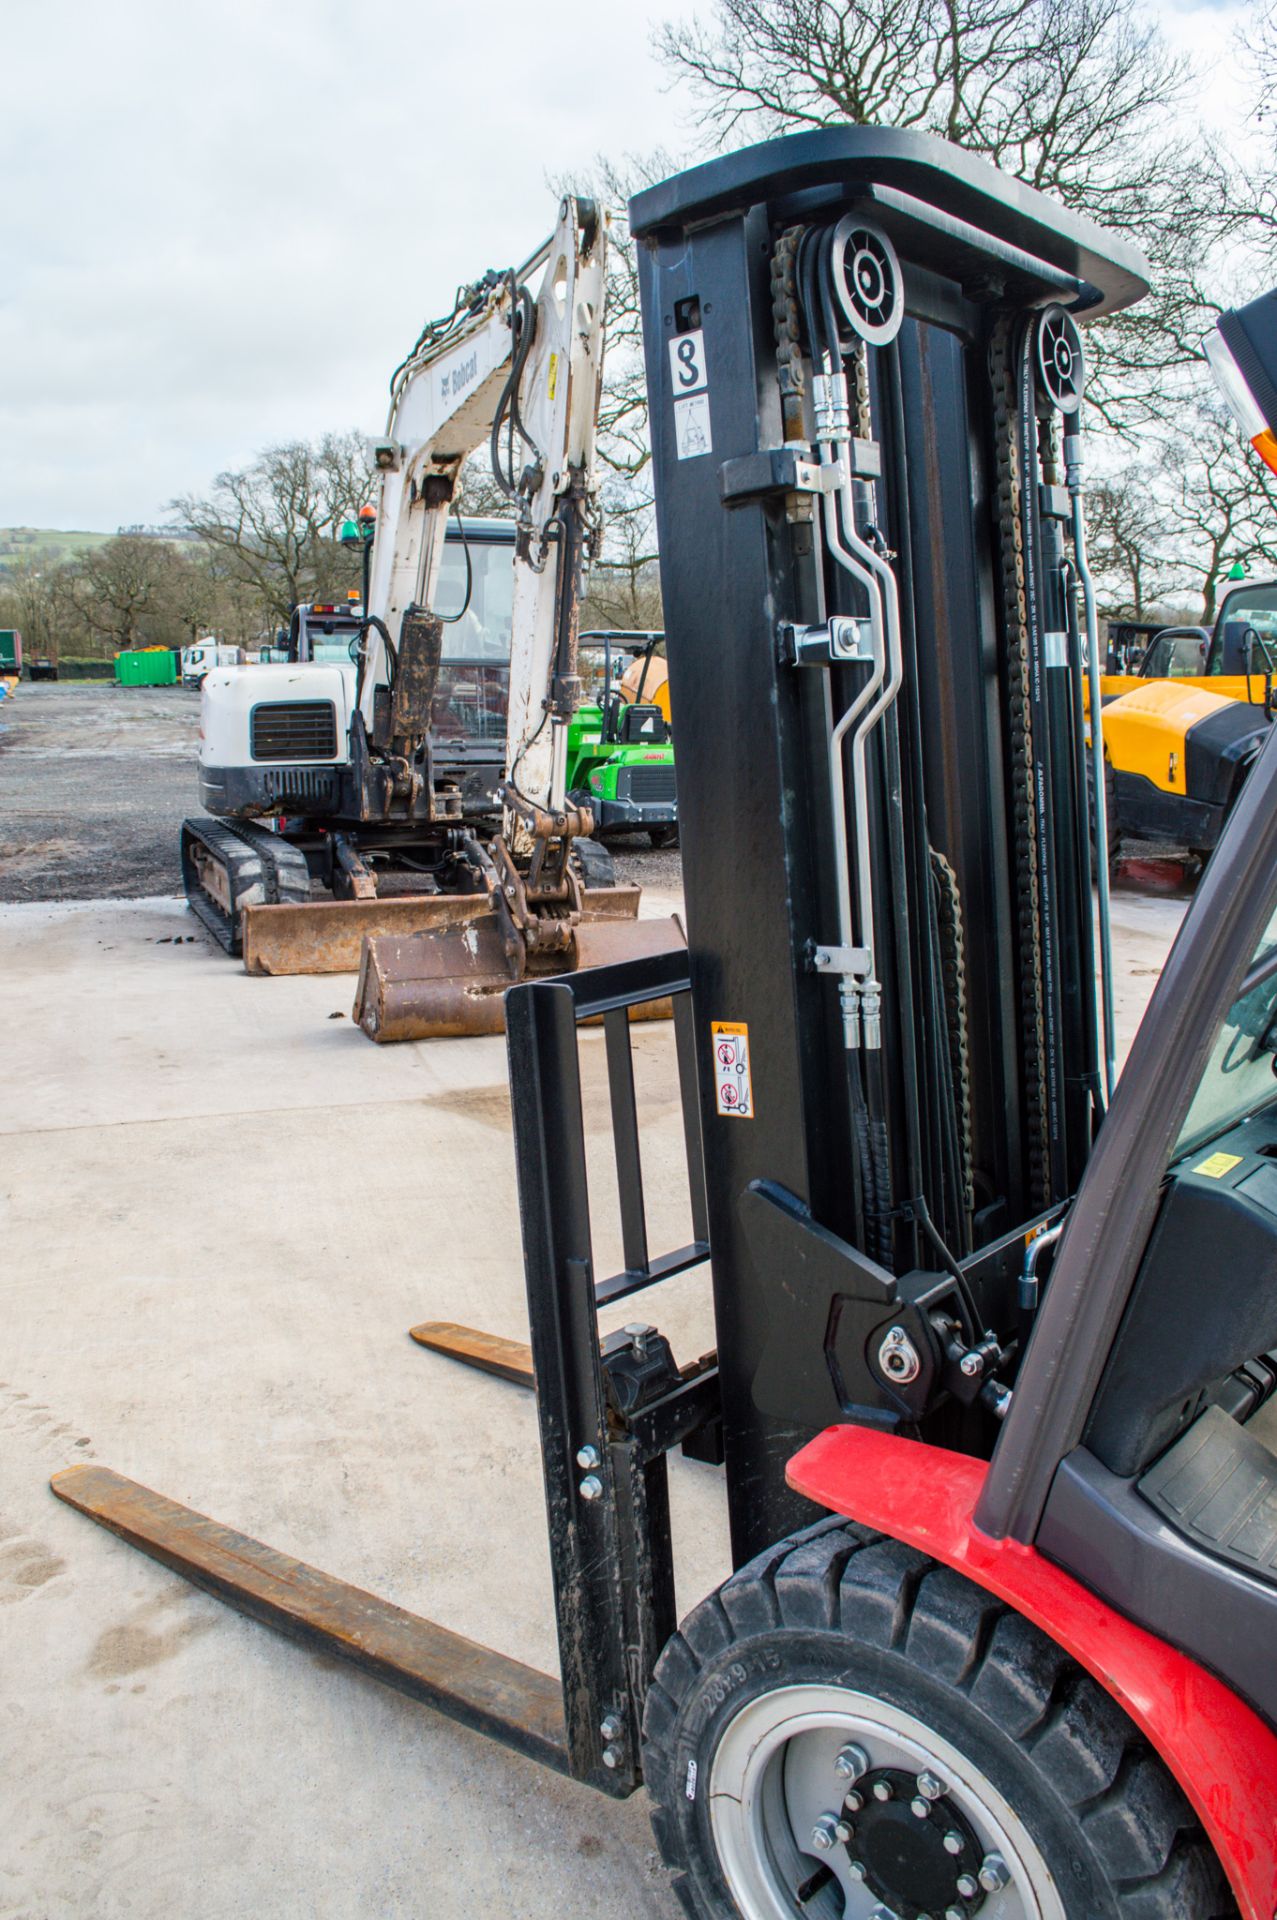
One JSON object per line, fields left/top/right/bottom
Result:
{"left": 811, "top": 361, "right": 904, "bottom": 1051}
{"left": 815, "top": 435, "right": 886, "bottom": 1050}
{"left": 840, "top": 447, "right": 905, "bottom": 1053}
{"left": 1065, "top": 428, "right": 1117, "bottom": 1099}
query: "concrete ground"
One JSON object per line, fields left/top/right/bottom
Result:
{"left": 0, "top": 874, "right": 1187, "bottom": 1920}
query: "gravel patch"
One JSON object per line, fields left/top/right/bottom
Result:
{"left": 0, "top": 680, "right": 683, "bottom": 903}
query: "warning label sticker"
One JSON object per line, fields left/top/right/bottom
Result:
{"left": 1192, "top": 1150, "right": 1243, "bottom": 1179}
{"left": 674, "top": 391, "right": 712, "bottom": 460}
{"left": 712, "top": 1021, "right": 753, "bottom": 1119}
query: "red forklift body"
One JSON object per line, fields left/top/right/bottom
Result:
{"left": 789, "top": 1423, "right": 1277, "bottom": 1918}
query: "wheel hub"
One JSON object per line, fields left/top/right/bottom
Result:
{"left": 843, "top": 1768, "right": 985, "bottom": 1917}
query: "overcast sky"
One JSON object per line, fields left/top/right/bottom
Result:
{"left": 0, "top": 0, "right": 1250, "bottom": 532}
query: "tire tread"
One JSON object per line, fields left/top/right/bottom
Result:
{"left": 643, "top": 1520, "right": 1237, "bottom": 1919}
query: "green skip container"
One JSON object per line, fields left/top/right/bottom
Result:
{"left": 116, "top": 649, "right": 177, "bottom": 686}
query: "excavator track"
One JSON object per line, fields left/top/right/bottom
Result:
{"left": 181, "top": 817, "right": 312, "bottom": 957}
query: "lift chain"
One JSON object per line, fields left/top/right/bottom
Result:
{"left": 990, "top": 314, "right": 1050, "bottom": 1210}
{"left": 930, "top": 848, "right": 976, "bottom": 1220}
{"left": 771, "top": 227, "right": 807, "bottom": 442}
{"left": 851, "top": 338, "right": 873, "bottom": 445}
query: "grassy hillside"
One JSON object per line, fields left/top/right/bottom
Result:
{"left": 0, "top": 527, "right": 114, "bottom": 570}
{"left": 0, "top": 527, "right": 198, "bottom": 572}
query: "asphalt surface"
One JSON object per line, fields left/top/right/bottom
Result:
{"left": 0, "top": 682, "right": 200, "bottom": 901}
{"left": 0, "top": 679, "right": 681, "bottom": 902}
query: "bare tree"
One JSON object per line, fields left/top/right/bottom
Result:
{"left": 75, "top": 535, "right": 173, "bottom": 651}
{"left": 655, "top": 0, "right": 1234, "bottom": 430}
{"left": 1162, "top": 404, "right": 1277, "bottom": 623}
{"left": 172, "top": 433, "right": 373, "bottom": 626}
{"left": 0, "top": 557, "right": 61, "bottom": 659}
{"left": 1085, "top": 468, "right": 1176, "bottom": 618}
{"left": 582, "top": 487, "right": 664, "bottom": 629}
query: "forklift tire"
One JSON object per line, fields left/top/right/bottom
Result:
{"left": 642, "top": 1519, "right": 1234, "bottom": 1920}
{"left": 572, "top": 836, "right": 617, "bottom": 889}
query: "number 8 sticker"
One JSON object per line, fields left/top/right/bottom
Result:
{"left": 668, "top": 329, "right": 707, "bottom": 395}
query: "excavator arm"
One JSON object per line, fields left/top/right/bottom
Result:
{"left": 349, "top": 196, "right": 684, "bottom": 1039}
{"left": 356, "top": 196, "right": 607, "bottom": 830}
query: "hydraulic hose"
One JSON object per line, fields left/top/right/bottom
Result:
{"left": 1064, "top": 428, "right": 1117, "bottom": 1100}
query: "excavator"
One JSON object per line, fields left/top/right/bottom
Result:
{"left": 181, "top": 195, "right": 681, "bottom": 1029}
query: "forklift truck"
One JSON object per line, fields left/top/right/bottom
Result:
{"left": 51, "top": 135, "right": 1277, "bottom": 1918}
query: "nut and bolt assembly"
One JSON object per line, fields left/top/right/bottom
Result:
{"left": 979, "top": 1852, "right": 1011, "bottom": 1892}
{"left": 834, "top": 1741, "right": 870, "bottom": 1782}
{"left": 877, "top": 1324, "right": 921, "bottom": 1384}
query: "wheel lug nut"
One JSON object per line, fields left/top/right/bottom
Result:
{"left": 956, "top": 1872, "right": 979, "bottom": 1899}
{"left": 833, "top": 1819, "right": 853, "bottom": 1844}
{"left": 847, "top": 1859, "right": 867, "bottom": 1881}
{"left": 945, "top": 1909, "right": 965, "bottom": 1920}
{"left": 979, "top": 1851, "right": 1011, "bottom": 1892}
{"left": 916, "top": 1769, "right": 945, "bottom": 1800}
{"left": 872, "top": 1779, "right": 893, "bottom": 1802}
{"left": 911, "top": 1796, "right": 931, "bottom": 1818}
{"left": 834, "top": 1741, "right": 870, "bottom": 1782}
{"left": 943, "top": 1830, "right": 965, "bottom": 1855}
{"left": 810, "top": 1813, "right": 840, "bottom": 1851}
{"left": 842, "top": 1787, "right": 865, "bottom": 1812}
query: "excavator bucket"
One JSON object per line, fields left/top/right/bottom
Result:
{"left": 353, "top": 890, "right": 685, "bottom": 1041}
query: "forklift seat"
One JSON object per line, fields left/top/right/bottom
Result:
{"left": 618, "top": 703, "right": 669, "bottom": 745}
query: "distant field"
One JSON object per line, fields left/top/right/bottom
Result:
{"left": 0, "top": 527, "right": 114, "bottom": 570}
{"left": 0, "top": 527, "right": 197, "bottom": 572}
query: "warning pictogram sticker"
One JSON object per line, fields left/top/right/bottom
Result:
{"left": 711, "top": 1020, "right": 753, "bottom": 1119}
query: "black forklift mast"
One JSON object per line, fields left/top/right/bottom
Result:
{"left": 627, "top": 128, "right": 1145, "bottom": 1559}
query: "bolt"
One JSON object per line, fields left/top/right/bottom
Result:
{"left": 945, "top": 1910, "right": 965, "bottom": 1920}
{"left": 872, "top": 1779, "right": 893, "bottom": 1802}
{"left": 834, "top": 1742, "right": 870, "bottom": 1782}
{"left": 599, "top": 1714, "right": 624, "bottom": 1743}
{"left": 955, "top": 1873, "right": 979, "bottom": 1899}
{"left": 870, "top": 1908, "right": 899, "bottom": 1920}
{"left": 623, "top": 1322, "right": 654, "bottom": 1356}
{"left": 601, "top": 1744, "right": 623, "bottom": 1770}
{"left": 978, "top": 1853, "right": 1011, "bottom": 1893}
{"left": 943, "top": 1831, "right": 965, "bottom": 1856}
{"left": 847, "top": 1860, "right": 867, "bottom": 1882}
{"left": 833, "top": 1820, "right": 853, "bottom": 1845}
{"left": 916, "top": 1770, "right": 945, "bottom": 1800}
{"left": 959, "top": 1352, "right": 984, "bottom": 1380}
{"left": 842, "top": 1788, "right": 865, "bottom": 1813}
{"left": 911, "top": 1797, "right": 931, "bottom": 1819}
{"left": 878, "top": 1325, "right": 921, "bottom": 1385}
{"left": 576, "top": 1444, "right": 601, "bottom": 1470}
{"left": 578, "top": 1475, "right": 603, "bottom": 1501}
{"left": 810, "top": 1815, "right": 840, "bottom": 1852}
